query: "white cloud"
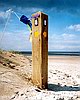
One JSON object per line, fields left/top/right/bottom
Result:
{"left": 0, "top": 12, "right": 5, "bottom": 18}
{"left": 62, "top": 33, "right": 75, "bottom": 40}
{"left": 0, "top": 11, "right": 9, "bottom": 19}
{"left": 0, "top": 31, "right": 80, "bottom": 51}
{"left": 0, "top": 30, "right": 32, "bottom": 51}
{"left": 0, "top": 9, "right": 13, "bottom": 19}
{"left": 15, "top": 7, "right": 43, "bottom": 15}
{"left": 48, "top": 33, "right": 80, "bottom": 51}
{"left": 68, "top": 24, "right": 80, "bottom": 31}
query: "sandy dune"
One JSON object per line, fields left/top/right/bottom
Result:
{"left": 0, "top": 51, "right": 80, "bottom": 100}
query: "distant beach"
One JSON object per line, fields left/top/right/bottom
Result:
{"left": 20, "top": 51, "right": 80, "bottom": 56}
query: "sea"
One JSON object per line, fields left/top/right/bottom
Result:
{"left": 20, "top": 51, "right": 80, "bottom": 56}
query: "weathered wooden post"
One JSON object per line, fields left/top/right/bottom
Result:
{"left": 32, "top": 11, "right": 48, "bottom": 89}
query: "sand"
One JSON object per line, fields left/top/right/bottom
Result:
{"left": 0, "top": 51, "right": 80, "bottom": 100}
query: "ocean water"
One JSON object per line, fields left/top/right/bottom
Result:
{"left": 20, "top": 51, "right": 80, "bottom": 56}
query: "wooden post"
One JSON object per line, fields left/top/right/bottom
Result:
{"left": 32, "top": 12, "right": 48, "bottom": 89}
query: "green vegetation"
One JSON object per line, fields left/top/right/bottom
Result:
{"left": 9, "top": 50, "right": 20, "bottom": 54}
{"left": 0, "top": 49, "right": 3, "bottom": 54}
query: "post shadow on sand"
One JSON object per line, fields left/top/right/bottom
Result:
{"left": 48, "top": 84, "right": 80, "bottom": 91}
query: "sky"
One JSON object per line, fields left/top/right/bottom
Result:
{"left": 0, "top": 0, "right": 80, "bottom": 51}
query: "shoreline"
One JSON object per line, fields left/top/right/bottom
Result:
{"left": 11, "top": 50, "right": 80, "bottom": 56}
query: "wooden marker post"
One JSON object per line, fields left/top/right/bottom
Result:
{"left": 32, "top": 12, "right": 48, "bottom": 89}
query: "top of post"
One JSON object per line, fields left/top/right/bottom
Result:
{"left": 31, "top": 11, "right": 48, "bottom": 19}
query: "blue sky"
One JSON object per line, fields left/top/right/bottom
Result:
{"left": 0, "top": 0, "right": 80, "bottom": 51}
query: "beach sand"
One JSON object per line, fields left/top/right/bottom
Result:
{"left": 0, "top": 51, "right": 80, "bottom": 100}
